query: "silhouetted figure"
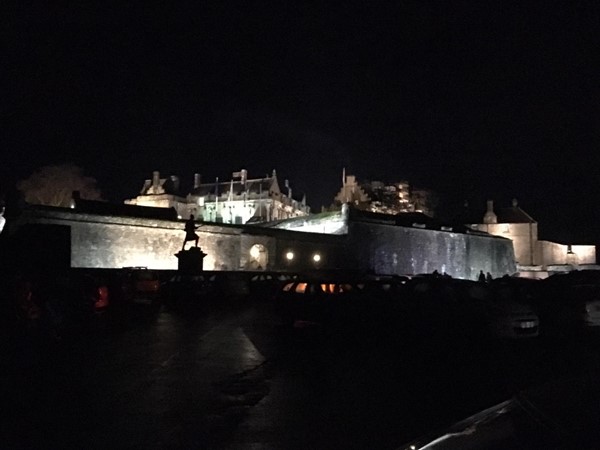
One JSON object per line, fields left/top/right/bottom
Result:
{"left": 486, "top": 272, "right": 493, "bottom": 282}
{"left": 182, "top": 214, "right": 199, "bottom": 250}
{"left": 432, "top": 269, "right": 440, "bottom": 277}
{"left": 478, "top": 270, "right": 486, "bottom": 282}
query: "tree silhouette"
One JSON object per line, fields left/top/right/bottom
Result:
{"left": 17, "top": 163, "right": 103, "bottom": 207}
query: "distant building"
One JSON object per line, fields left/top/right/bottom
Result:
{"left": 332, "top": 170, "right": 436, "bottom": 217}
{"left": 466, "top": 199, "right": 596, "bottom": 274}
{"left": 125, "top": 169, "right": 310, "bottom": 224}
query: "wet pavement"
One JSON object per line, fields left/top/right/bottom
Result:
{"left": 3, "top": 297, "right": 600, "bottom": 449}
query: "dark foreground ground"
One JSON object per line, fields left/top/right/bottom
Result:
{"left": 2, "top": 296, "right": 600, "bottom": 449}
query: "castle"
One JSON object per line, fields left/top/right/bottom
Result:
{"left": 125, "top": 169, "right": 310, "bottom": 224}
{"left": 332, "top": 170, "right": 436, "bottom": 217}
{"left": 3, "top": 168, "right": 594, "bottom": 279}
{"left": 467, "top": 199, "right": 596, "bottom": 274}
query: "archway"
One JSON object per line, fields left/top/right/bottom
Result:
{"left": 248, "top": 244, "right": 268, "bottom": 270}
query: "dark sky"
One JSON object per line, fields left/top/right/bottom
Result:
{"left": 3, "top": 1, "right": 600, "bottom": 243}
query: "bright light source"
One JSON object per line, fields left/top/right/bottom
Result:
{"left": 313, "top": 253, "right": 321, "bottom": 263}
{"left": 250, "top": 245, "right": 261, "bottom": 259}
{"left": 286, "top": 251, "right": 294, "bottom": 261}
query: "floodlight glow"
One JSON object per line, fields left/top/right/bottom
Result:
{"left": 250, "top": 245, "right": 261, "bottom": 259}
{"left": 313, "top": 253, "right": 321, "bottom": 263}
{"left": 286, "top": 251, "right": 294, "bottom": 261}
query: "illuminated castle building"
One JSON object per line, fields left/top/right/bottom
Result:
{"left": 125, "top": 169, "right": 310, "bottom": 224}
{"left": 332, "top": 170, "right": 436, "bottom": 217}
{"left": 466, "top": 199, "right": 596, "bottom": 274}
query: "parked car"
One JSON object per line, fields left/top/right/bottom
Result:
{"left": 248, "top": 272, "right": 298, "bottom": 300}
{"left": 275, "top": 278, "right": 362, "bottom": 328}
{"left": 118, "top": 267, "right": 160, "bottom": 306}
{"left": 486, "top": 278, "right": 540, "bottom": 339}
{"left": 356, "top": 275, "right": 409, "bottom": 300}
{"left": 404, "top": 276, "right": 473, "bottom": 337}
{"left": 161, "top": 273, "right": 217, "bottom": 307}
{"left": 536, "top": 270, "right": 600, "bottom": 336}
{"left": 12, "top": 271, "right": 104, "bottom": 339}
{"left": 81, "top": 273, "right": 110, "bottom": 313}
{"left": 401, "top": 376, "right": 600, "bottom": 449}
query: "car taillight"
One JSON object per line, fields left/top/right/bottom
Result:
{"left": 95, "top": 286, "right": 109, "bottom": 310}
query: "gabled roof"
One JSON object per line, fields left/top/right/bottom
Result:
{"left": 455, "top": 201, "right": 537, "bottom": 225}
{"left": 494, "top": 206, "right": 536, "bottom": 224}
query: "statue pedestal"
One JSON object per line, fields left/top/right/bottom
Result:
{"left": 175, "top": 247, "right": 207, "bottom": 274}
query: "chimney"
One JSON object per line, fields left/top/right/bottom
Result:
{"left": 193, "top": 173, "right": 201, "bottom": 189}
{"left": 170, "top": 175, "right": 180, "bottom": 193}
{"left": 152, "top": 171, "right": 160, "bottom": 194}
{"left": 285, "top": 179, "right": 292, "bottom": 199}
{"left": 483, "top": 200, "right": 498, "bottom": 224}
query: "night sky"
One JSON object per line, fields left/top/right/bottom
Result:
{"left": 3, "top": 1, "right": 600, "bottom": 244}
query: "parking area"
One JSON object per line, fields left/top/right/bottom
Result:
{"left": 1, "top": 304, "right": 600, "bottom": 448}
{"left": 3, "top": 271, "right": 600, "bottom": 448}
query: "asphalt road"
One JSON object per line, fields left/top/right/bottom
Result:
{"left": 3, "top": 297, "right": 600, "bottom": 449}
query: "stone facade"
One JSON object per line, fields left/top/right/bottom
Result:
{"left": 7, "top": 202, "right": 517, "bottom": 279}
{"left": 269, "top": 206, "right": 517, "bottom": 279}
{"left": 8, "top": 206, "right": 345, "bottom": 272}
{"left": 125, "top": 169, "right": 310, "bottom": 224}
{"left": 470, "top": 200, "right": 596, "bottom": 270}
{"left": 347, "top": 220, "right": 514, "bottom": 279}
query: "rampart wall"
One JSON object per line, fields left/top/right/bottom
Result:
{"left": 348, "top": 221, "right": 516, "bottom": 278}
{"left": 7, "top": 206, "right": 516, "bottom": 279}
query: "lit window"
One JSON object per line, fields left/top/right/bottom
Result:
{"left": 295, "top": 283, "right": 307, "bottom": 293}
{"left": 320, "top": 283, "right": 336, "bottom": 293}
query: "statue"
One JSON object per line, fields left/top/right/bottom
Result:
{"left": 182, "top": 214, "right": 199, "bottom": 250}
{"left": 176, "top": 214, "right": 206, "bottom": 273}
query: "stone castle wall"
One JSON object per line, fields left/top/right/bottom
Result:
{"left": 9, "top": 206, "right": 516, "bottom": 278}
{"left": 348, "top": 221, "right": 516, "bottom": 278}
{"left": 10, "top": 208, "right": 347, "bottom": 272}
